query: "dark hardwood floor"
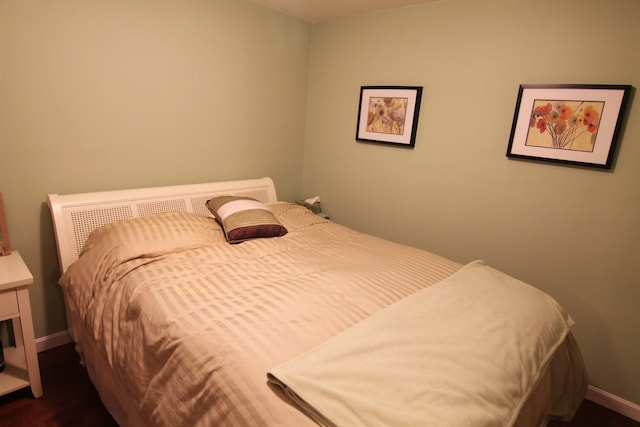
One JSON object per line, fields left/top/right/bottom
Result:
{"left": 547, "top": 399, "right": 640, "bottom": 427}
{"left": 0, "top": 343, "right": 638, "bottom": 426}
{"left": 0, "top": 343, "right": 117, "bottom": 427}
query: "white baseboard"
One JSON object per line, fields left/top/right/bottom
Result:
{"left": 33, "top": 331, "right": 640, "bottom": 422}
{"left": 35, "top": 330, "right": 72, "bottom": 353}
{"left": 586, "top": 385, "right": 640, "bottom": 422}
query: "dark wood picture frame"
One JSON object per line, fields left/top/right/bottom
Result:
{"left": 506, "top": 84, "right": 631, "bottom": 169}
{"left": 356, "top": 86, "right": 423, "bottom": 148}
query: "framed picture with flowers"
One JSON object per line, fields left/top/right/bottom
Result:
{"left": 506, "top": 84, "right": 631, "bottom": 169}
{"left": 356, "top": 86, "right": 423, "bottom": 148}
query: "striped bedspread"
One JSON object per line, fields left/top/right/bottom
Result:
{"left": 59, "top": 203, "right": 462, "bottom": 426}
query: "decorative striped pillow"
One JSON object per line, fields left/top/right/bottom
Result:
{"left": 206, "top": 196, "right": 288, "bottom": 243}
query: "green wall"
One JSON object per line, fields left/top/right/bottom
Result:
{"left": 0, "top": 1, "right": 309, "bottom": 338}
{"left": 303, "top": 0, "right": 639, "bottom": 406}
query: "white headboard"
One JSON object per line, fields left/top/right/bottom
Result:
{"left": 47, "top": 177, "right": 278, "bottom": 274}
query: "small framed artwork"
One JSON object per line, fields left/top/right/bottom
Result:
{"left": 356, "top": 86, "right": 423, "bottom": 148}
{"left": 0, "top": 193, "right": 10, "bottom": 256}
{"left": 507, "top": 84, "right": 631, "bottom": 169}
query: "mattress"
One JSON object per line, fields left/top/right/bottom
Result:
{"left": 58, "top": 202, "right": 587, "bottom": 426}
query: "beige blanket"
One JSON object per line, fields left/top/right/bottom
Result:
{"left": 59, "top": 203, "right": 586, "bottom": 426}
{"left": 268, "top": 261, "right": 576, "bottom": 427}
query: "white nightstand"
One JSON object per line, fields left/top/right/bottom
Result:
{"left": 0, "top": 251, "right": 43, "bottom": 398}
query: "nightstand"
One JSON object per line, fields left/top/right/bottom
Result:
{"left": 0, "top": 251, "right": 42, "bottom": 398}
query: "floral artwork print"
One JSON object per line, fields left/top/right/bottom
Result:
{"left": 356, "top": 86, "right": 422, "bottom": 148}
{"left": 507, "top": 84, "right": 630, "bottom": 169}
{"left": 525, "top": 99, "right": 604, "bottom": 152}
{"left": 366, "top": 97, "right": 408, "bottom": 135}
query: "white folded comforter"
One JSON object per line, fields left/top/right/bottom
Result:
{"left": 268, "top": 260, "right": 576, "bottom": 427}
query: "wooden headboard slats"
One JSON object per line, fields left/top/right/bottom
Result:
{"left": 47, "top": 177, "right": 278, "bottom": 274}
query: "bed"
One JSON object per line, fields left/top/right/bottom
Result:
{"left": 47, "top": 177, "right": 587, "bottom": 427}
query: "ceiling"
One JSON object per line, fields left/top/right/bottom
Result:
{"left": 248, "top": 0, "right": 437, "bottom": 23}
